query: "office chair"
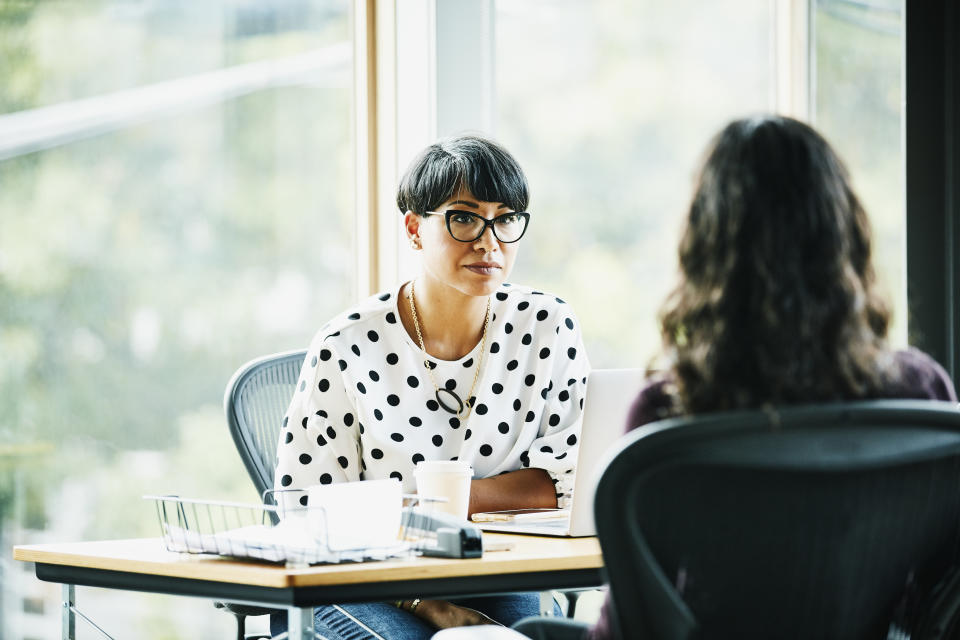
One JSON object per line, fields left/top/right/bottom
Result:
{"left": 594, "top": 400, "right": 960, "bottom": 640}
{"left": 220, "top": 349, "right": 307, "bottom": 640}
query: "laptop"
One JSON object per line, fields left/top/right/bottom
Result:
{"left": 474, "top": 368, "right": 646, "bottom": 537}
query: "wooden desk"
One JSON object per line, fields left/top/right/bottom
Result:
{"left": 14, "top": 535, "right": 603, "bottom": 640}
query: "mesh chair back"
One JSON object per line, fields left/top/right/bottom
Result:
{"left": 594, "top": 400, "right": 960, "bottom": 640}
{"left": 224, "top": 350, "right": 306, "bottom": 502}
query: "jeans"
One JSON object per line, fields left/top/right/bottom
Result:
{"left": 270, "top": 593, "right": 559, "bottom": 640}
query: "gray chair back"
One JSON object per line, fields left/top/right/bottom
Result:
{"left": 594, "top": 399, "right": 960, "bottom": 640}
{"left": 224, "top": 350, "right": 307, "bottom": 503}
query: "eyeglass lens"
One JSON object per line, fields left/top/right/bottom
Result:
{"left": 446, "top": 211, "right": 528, "bottom": 242}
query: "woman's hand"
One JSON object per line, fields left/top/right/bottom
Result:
{"left": 413, "top": 599, "right": 501, "bottom": 629}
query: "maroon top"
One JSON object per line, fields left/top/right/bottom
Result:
{"left": 589, "top": 348, "right": 958, "bottom": 640}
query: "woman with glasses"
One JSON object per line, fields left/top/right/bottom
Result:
{"left": 272, "top": 134, "right": 590, "bottom": 639}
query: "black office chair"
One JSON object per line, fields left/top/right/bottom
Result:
{"left": 219, "top": 350, "right": 307, "bottom": 640}
{"left": 594, "top": 400, "right": 960, "bottom": 640}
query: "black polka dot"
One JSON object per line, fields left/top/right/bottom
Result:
{"left": 412, "top": 453, "right": 425, "bottom": 465}
{"left": 518, "top": 301, "right": 529, "bottom": 311}
{"left": 475, "top": 404, "right": 488, "bottom": 415}
{"left": 568, "top": 378, "right": 577, "bottom": 386}
{"left": 367, "top": 330, "right": 379, "bottom": 342}
{"left": 311, "top": 355, "right": 318, "bottom": 367}
{"left": 348, "top": 312, "right": 361, "bottom": 320}
{"left": 371, "top": 448, "right": 384, "bottom": 459}
{"left": 568, "top": 348, "right": 577, "bottom": 360}
{"left": 391, "top": 432, "right": 404, "bottom": 442}
{"left": 299, "top": 495, "right": 309, "bottom": 506}
{"left": 387, "top": 353, "right": 399, "bottom": 365}
{"left": 465, "top": 429, "right": 472, "bottom": 440}
{"left": 540, "top": 445, "right": 553, "bottom": 453}
{"left": 463, "top": 358, "right": 474, "bottom": 368}
{"left": 525, "top": 374, "right": 536, "bottom": 386}
{"left": 559, "top": 390, "right": 570, "bottom": 402}
{"left": 369, "top": 370, "right": 380, "bottom": 382}
{"left": 357, "top": 382, "right": 366, "bottom": 394}
{"left": 344, "top": 413, "right": 355, "bottom": 426}
{"left": 319, "top": 473, "right": 333, "bottom": 484}
{"left": 556, "top": 452, "right": 568, "bottom": 460}
{"left": 282, "top": 416, "right": 289, "bottom": 428}
{"left": 299, "top": 453, "right": 312, "bottom": 465}
{"left": 379, "top": 292, "right": 391, "bottom": 301}
{"left": 284, "top": 432, "right": 293, "bottom": 444}
{"left": 316, "top": 435, "right": 327, "bottom": 446}
{"left": 351, "top": 344, "right": 360, "bottom": 357}
{"left": 445, "top": 379, "right": 456, "bottom": 390}
{"left": 520, "top": 451, "right": 530, "bottom": 466}
{"left": 539, "top": 348, "right": 550, "bottom": 359}
{"left": 490, "top": 342, "right": 500, "bottom": 354}
{"left": 326, "top": 426, "right": 337, "bottom": 439}
{"left": 409, "top": 416, "right": 422, "bottom": 426}
{"left": 318, "top": 379, "right": 330, "bottom": 392}
{"left": 580, "top": 398, "right": 584, "bottom": 409}
{"left": 316, "top": 409, "right": 327, "bottom": 418}
{"left": 549, "top": 414, "right": 561, "bottom": 427}
{"left": 374, "top": 409, "right": 383, "bottom": 421}
{"left": 337, "top": 456, "right": 349, "bottom": 469}
{"left": 432, "top": 435, "right": 443, "bottom": 447}
{"left": 407, "top": 376, "right": 420, "bottom": 388}
{"left": 301, "top": 417, "right": 309, "bottom": 428}
{"left": 507, "top": 360, "right": 518, "bottom": 371}
{"left": 426, "top": 399, "right": 439, "bottom": 411}
{"left": 387, "top": 394, "right": 400, "bottom": 406}
{"left": 426, "top": 360, "right": 438, "bottom": 370}
{"left": 496, "top": 292, "right": 508, "bottom": 301}
{"left": 281, "top": 474, "right": 292, "bottom": 487}
{"left": 359, "top": 423, "right": 365, "bottom": 434}
{"left": 449, "top": 417, "right": 461, "bottom": 429}
{"left": 390, "top": 471, "right": 403, "bottom": 481}
{"left": 522, "top": 333, "right": 532, "bottom": 345}
{"left": 498, "top": 422, "right": 509, "bottom": 434}
{"left": 386, "top": 311, "right": 397, "bottom": 324}
{"left": 565, "top": 317, "right": 574, "bottom": 330}
{"left": 525, "top": 411, "right": 536, "bottom": 422}
{"left": 338, "top": 359, "right": 348, "bottom": 371}
{"left": 362, "top": 460, "right": 367, "bottom": 471}
{"left": 532, "top": 290, "right": 543, "bottom": 295}
{"left": 327, "top": 331, "right": 340, "bottom": 338}
{"left": 492, "top": 383, "right": 503, "bottom": 394}
{"left": 505, "top": 322, "right": 514, "bottom": 334}
{"left": 319, "top": 349, "right": 332, "bottom": 361}
{"left": 541, "top": 387, "right": 549, "bottom": 400}
{"left": 480, "top": 444, "right": 493, "bottom": 456}
{"left": 513, "top": 399, "right": 522, "bottom": 411}
{"left": 536, "top": 310, "right": 548, "bottom": 321}
{"left": 556, "top": 297, "right": 565, "bottom": 304}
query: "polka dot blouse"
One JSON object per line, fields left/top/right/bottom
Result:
{"left": 274, "top": 282, "right": 591, "bottom": 511}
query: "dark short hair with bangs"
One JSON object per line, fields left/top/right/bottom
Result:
{"left": 396, "top": 135, "right": 529, "bottom": 215}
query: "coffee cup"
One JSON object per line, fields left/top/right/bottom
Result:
{"left": 414, "top": 460, "right": 474, "bottom": 521}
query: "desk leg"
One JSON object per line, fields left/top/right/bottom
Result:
{"left": 288, "top": 606, "right": 313, "bottom": 640}
{"left": 62, "top": 584, "right": 76, "bottom": 640}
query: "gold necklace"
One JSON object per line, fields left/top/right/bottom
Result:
{"left": 408, "top": 281, "right": 490, "bottom": 420}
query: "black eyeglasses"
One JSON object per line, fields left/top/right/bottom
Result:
{"left": 423, "top": 210, "right": 531, "bottom": 243}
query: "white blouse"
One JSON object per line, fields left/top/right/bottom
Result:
{"left": 274, "top": 282, "right": 591, "bottom": 511}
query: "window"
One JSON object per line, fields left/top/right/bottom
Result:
{"left": 0, "top": 2, "right": 354, "bottom": 637}
{"left": 495, "top": 0, "right": 773, "bottom": 367}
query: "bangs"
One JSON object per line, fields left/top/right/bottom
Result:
{"left": 397, "top": 135, "right": 529, "bottom": 214}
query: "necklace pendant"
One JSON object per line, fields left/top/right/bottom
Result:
{"left": 435, "top": 388, "right": 464, "bottom": 416}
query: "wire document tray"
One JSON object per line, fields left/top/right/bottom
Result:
{"left": 147, "top": 494, "right": 482, "bottom": 565}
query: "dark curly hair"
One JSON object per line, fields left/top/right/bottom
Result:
{"left": 659, "top": 115, "right": 893, "bottom": 414}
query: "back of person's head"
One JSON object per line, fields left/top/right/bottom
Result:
{"left": 396, "top": 134, "right": 529, "bottom": 215}
{"left": 660, "top": 115, "right": 892, "bottom": 413}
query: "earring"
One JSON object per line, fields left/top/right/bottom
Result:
{"left": 410, "top": 238, "right": 420, "bottom": 249}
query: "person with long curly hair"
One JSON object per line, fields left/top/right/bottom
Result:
{"left": 512, "top": 115, "right": 956, "bottom": 640}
